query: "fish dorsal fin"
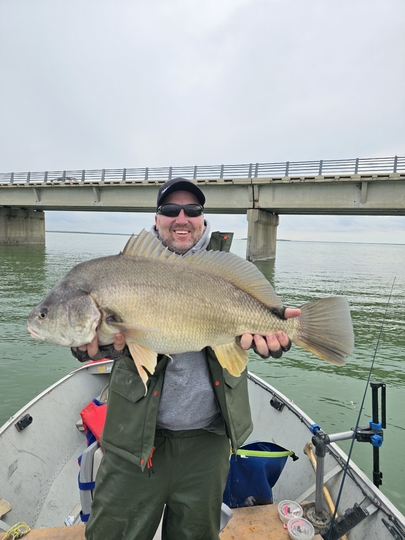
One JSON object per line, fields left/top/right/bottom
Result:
{"left": 183, "top": 245, "right": 283, "bottom": 310}
{"left": 122, "top": 229, "right": 283, "bottom": 309}
{"left": 122, "top": 229, "right": 178, "bottom": 261}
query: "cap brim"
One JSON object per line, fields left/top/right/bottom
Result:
{"left": 157, "top": 179, "right": 205, "bottom": 207}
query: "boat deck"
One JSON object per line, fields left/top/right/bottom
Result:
{"left": 220, "top": 505, "right": 323, "bottom": 539}
{"left": 0, "top": 505, "right": 323, "bottom": 539}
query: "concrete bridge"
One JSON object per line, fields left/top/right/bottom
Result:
{"left": 1, "top": 155, "right": 404, "bottom": 260}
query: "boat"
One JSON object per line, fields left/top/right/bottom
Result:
{"left": 1, "top": 359, "right": 404, "bottom": 540}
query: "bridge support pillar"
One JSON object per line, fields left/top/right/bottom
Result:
{"left": 246, "top": 209, "right": 279, "bottom": 261}
{"left": 0, "top": 208, "right": 45, "bottom": 244}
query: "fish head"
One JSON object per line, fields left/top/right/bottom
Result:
{"left": 28, "top": 286, "right": 101, "bottom": 347}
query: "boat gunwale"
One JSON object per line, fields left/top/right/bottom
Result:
{"left": 0, "top": 359, "right": 112, "bottom": 436}
{"left": 247, "top": 371, "right": 405, "bottom": 525}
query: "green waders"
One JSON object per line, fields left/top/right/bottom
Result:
{"left": 86, "top": 428, "right": 230, "bottom": 540}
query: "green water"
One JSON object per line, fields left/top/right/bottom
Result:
{"left": 0, "top": 232, "right": 404, "bottom": 514}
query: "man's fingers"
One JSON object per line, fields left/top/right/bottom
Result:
{"left": 72, "top": 334, "right": 129, "bottom": 362}
{"left": 86, "top": 335, "right": 99, "bottom": 358}
{"left": 113, "top": 333, "right": 126, "bottom": 352}
{"left": 239, "top": 334, "right": 254, "bottom": 350}
{"left": 273, "top": 331, "right": 290, "bottom": 350}
{"left": 239, "top": 329, "right": 293, "bottom": 358}
{"left": 284, "top": 307, "right": 301, "bottom": 319}
{"left": 263, "top": 334, "right": 284, "bottom": 357}
{"left": 253, "top": 334, "right": 274, "bottom": 358}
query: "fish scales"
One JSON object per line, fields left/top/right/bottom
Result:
{"left": 68, "top": 255, "right": 280, "bottom": 351}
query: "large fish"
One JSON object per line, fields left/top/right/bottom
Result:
{"left": 28, "top": 229, "right": 354, "bottom": 391}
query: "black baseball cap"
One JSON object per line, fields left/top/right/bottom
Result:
{"left": 156, "top": 177, "right": 205, "bottom": 209}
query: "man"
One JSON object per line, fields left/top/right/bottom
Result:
{"left": 73, "top": 177, "right": 300, "bottom": 540}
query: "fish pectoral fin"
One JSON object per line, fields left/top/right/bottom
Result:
{"left": 212, "top": 342, "right": 249, "bottom": 377}
{"left": 127, "top": 342, "right": 158, "bottom": 395}
{"left": 108, "top": 321, "right": 159, "bottom": 340}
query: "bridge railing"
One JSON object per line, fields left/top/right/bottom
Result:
{"left": 1, "top": 155, "right": 404, "bottom": 185}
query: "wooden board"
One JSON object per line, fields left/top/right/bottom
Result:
{"left": 0, "top": 525, "right": 85, "bottom": 540}
{"left": 220, "top": 505, "right": 290, "bottom": 540}
{"left": 0, "top": 507, "right": 323, "bottom": 539}
{"left": 220, "top": 504, "right": 323, "bottom": 540}
{"left": 0, "top": 500, "right": 12, "bottom": 519}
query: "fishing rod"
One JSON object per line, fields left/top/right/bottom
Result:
{"left": 304, "top": 278, "right": 396, "bottom": 540}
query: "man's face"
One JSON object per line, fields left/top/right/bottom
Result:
{"left": 155, "top": 190, "right": 205, "bottom": 254}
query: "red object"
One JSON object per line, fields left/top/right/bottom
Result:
{"left": 80, "top": 400, "right": 107, "bottom": 443}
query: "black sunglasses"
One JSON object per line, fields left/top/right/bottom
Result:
{"left": 156, "top": 203, "right": 204, "bottom": 218}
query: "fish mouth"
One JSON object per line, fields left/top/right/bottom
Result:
{"left": 27, "top": 326, "right": 45, "bottom": 341}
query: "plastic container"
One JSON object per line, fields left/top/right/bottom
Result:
{"left": 277, "top": 500, "right": 303, "bottom": 524}
{"left": 287, "top": 517, "right": 315, "bottom": 540}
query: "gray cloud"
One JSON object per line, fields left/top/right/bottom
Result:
{"left": 1, "top": 0, "right": 404, "bottom": 242}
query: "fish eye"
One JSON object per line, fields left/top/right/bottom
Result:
{"left": 38, "top": 309, "right": 48, "bottom": 319}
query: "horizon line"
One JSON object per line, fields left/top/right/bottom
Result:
{"left": 45, "top": 230, "right": 405, "bottom": 246}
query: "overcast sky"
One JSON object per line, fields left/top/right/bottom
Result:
{"left": 1, "top": 0, "right": 404, "bottom": 242}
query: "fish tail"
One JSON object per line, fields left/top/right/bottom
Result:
{"left": 291, "top": 297, "right": 354, "bottom": 365}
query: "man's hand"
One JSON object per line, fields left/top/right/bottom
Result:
{"left": 71, "top": 333, "right": 127, "bottom": 362}
{"left": 239, "top": 308, "right": 301, "bottom": 359}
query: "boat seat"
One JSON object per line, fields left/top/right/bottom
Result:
{"left": 78, "top": 442, "right": 104, "bottom": 523}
